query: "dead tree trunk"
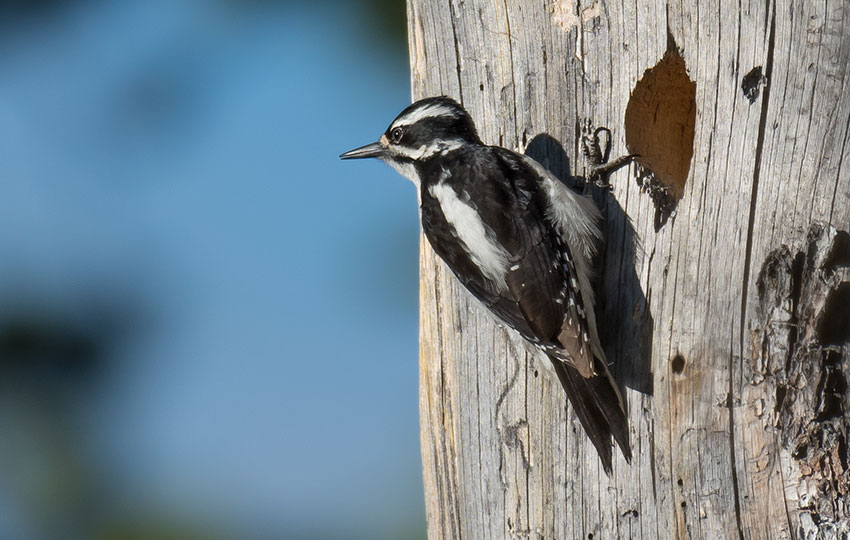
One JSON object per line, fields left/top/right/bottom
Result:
{"left": 410, "top": 1, "right": 850, "bottom": 539}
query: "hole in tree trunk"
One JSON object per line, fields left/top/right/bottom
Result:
{"left": 671, "top": 353, "right": 685, "bottom": 374}
{"left": 817, "top": 282, "right": 850, "bottom": 345}
{"left": 624, "top": 35, "right": 696, "bottom": 231}
{"left": 824, "top": 230, "right": 850, "bottom": 269}
{"left": 741, "top": 66, "right": 767, "bottom": 103}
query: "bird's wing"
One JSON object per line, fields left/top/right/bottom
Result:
{"left": 491, "top": 148, "right": 630, "bottom": 463}
{"left": 419, "top": 158, "right": 537, "bottom": 339}
{"left": 420, "top": 146, "right": 597, "bottom": 376}
{"left": 420, "top": 146, "right": 630, "bottom": 467}
{"left": 491, "top": 148, "right": 599, "bottom": 377}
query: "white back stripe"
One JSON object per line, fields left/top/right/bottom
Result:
{"left": 520, "top": 155, "right": 602, "bottom": 260}
{"left": 429, "top": 178, "right": 510, "bottom": 289}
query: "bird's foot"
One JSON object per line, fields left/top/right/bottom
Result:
{"left": 580, "top": 118, "right": 638, "bottom": 189}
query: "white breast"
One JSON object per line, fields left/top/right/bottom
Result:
{"left": 428, "top": 177, "right": 510, "bottom": 290}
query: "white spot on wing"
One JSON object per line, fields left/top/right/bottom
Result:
{"left": 429, "top": 177, "right": 510, "bottom": 290}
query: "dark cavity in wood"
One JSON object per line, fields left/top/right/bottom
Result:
{"left": 624, "top": 36, "right": 696, "bottom": 231}
{"left": 754, "top": 222, "right": 850, "bottom": 534}
{"left": 741, "top": 66, "right": 767, "bottom": 103}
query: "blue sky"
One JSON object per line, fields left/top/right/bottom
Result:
{"left": 0, "top": 1, "right": 423, "bottom": 538}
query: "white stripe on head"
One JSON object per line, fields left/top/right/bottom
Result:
{"left": 429, "top": 172, "right": 510, "bottom": 290}
{"left": 391, "top": 101, "right": 461, "bottom": 129}
{"left": 394, "top": 138, "right": 465, "bottom": 160}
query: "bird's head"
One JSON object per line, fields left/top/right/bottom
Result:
{"left": 339, "top": 96, "right": 481, "bottom": 167}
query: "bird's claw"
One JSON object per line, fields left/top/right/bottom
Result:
{"left": 580, "top": 118, "right": 637, "bottom": 189}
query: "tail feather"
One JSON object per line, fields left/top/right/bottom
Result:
{"left": 549, "top": 356, "right": 631, "bottom": 474}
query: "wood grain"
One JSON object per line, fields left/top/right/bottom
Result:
{"left": 409, "top": 1, "right": 850, "bottom": 538}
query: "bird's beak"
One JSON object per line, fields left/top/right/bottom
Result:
{"left": 339, "top": 141, "right": 385, "bottom": 160}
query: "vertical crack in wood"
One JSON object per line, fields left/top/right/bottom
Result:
{"left": 828, "top": 115, "right": 850, "bottom": 225}
{"left": 736, "top": 6, "right": 777, "bottom": 537}
{"left": 473, "top": 329, "right": 485, "bottom": 537}
{"left": 523, "top": 353, "right": 531, "bottom": 538}
{"left": 666, "top": 272, "right": 680, "bottom": 539}
{"left": 447, "top": 0, "right": 464, "bottom": 104}
{"left": 434, "top": 271, "right": 463, "bottom": 540}
{"left": 739, "top": 5, "right": 776, "bottom": 336}
{"left": 501, "top": 0, "right": 519, "bottom": 146}
{"left": 728, "top": 326, "right": 745, "bottom": 540}
{"left": 727, "top": 10, "right": 747, "bottom": 536}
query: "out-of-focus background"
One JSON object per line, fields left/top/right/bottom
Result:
{"left": 0, "top": 0, "right": 422, "bottom": 538}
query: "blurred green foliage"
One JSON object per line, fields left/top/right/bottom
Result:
{"left": 95, "top": 518, "right": 221, "bottom": 540}
{"left": 221, "top": 0, "right": 407, "bottom": 59}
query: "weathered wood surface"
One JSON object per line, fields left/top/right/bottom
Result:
{"left": 410, "top": 1, "right": 850, "bottom": 539}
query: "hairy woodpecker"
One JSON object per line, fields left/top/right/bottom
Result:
{"left": 340, "top": 96, "right": 632, "bottom": 473}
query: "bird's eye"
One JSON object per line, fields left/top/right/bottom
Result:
{"left": 390, "top": 127, "right": 404, "bottom": 143}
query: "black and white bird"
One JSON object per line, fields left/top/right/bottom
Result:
{"left": 340, "top": 96, "right": 631, "bottom": 472}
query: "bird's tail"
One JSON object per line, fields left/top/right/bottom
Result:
{"left": 548, "top": 355, "right": 631, "bottom": 474}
